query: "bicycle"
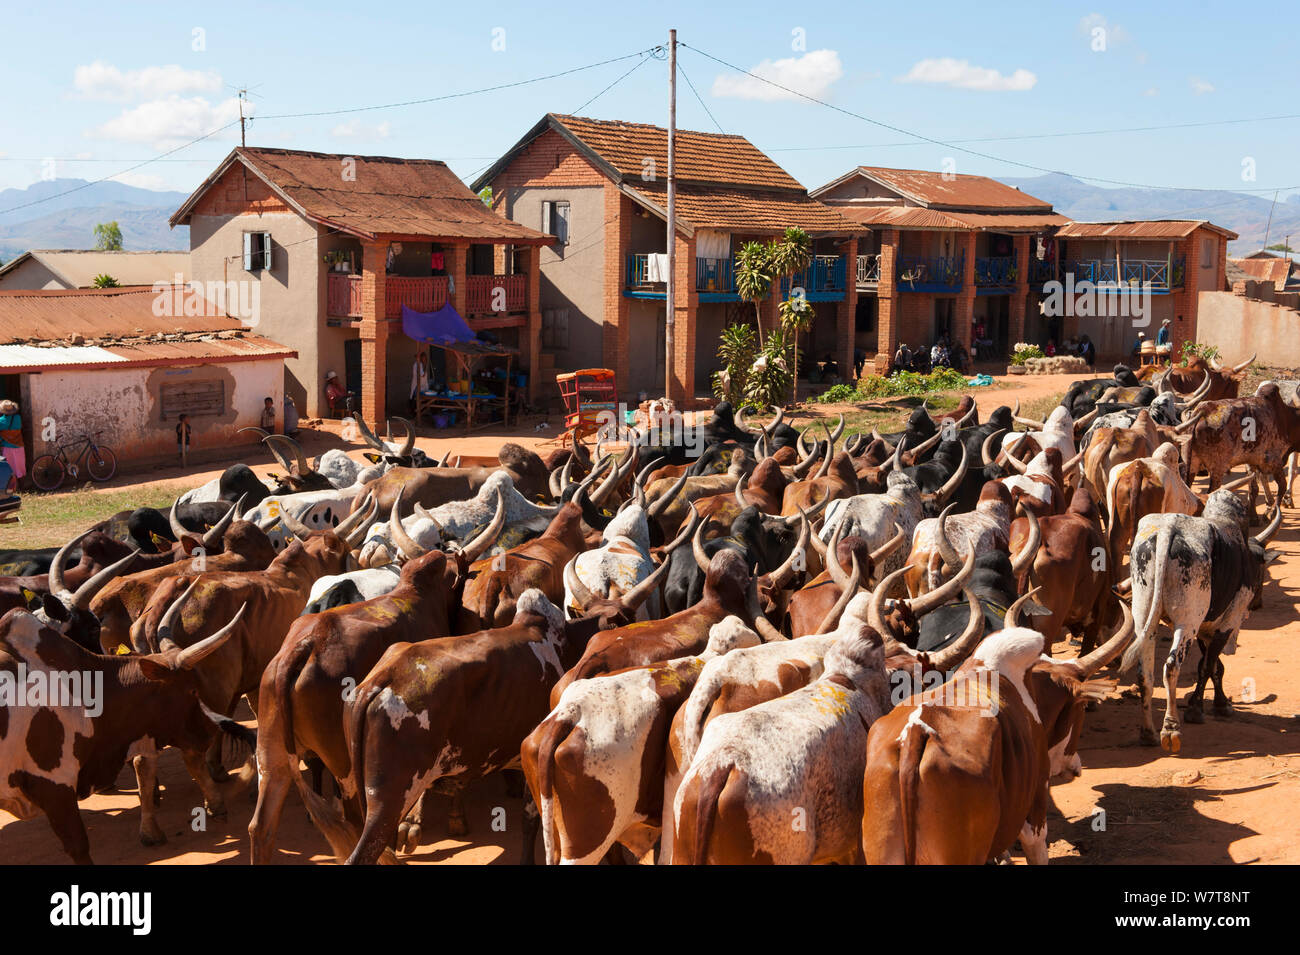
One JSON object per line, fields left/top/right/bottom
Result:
{"left": 30, "top": 431, "right": 118, "bottom": 491}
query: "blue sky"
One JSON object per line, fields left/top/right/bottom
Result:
{"left": 1, "top": 0, "right": 1295, "bottom": 202}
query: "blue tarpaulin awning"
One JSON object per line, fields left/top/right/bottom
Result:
{"left": 401, "top": 303, "right": 475, "bottom": 345}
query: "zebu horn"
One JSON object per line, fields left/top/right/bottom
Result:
{"left": 868, "top": 523, "right": 907, "bottom": 576}
{"left": 47, "top": 528, "right": 94, "bottom": 598}
{"left": 279, "top": 503, "right": 316, "bottom": 542}
{"left": 1174, "top": 410, "right": 1203, "bottom": 433}
{"left": 782, "top": 487, "right": 831, "bottom": 525}
{"left": 744, "top": 576, "right": 787, "bottom": 643}
{"left": 388, "top": 488, "right": 428, "bottom": 560}
{"left": 619, "top": 508, "right": 701, "bottom": 613}
{"left": 867, "top": 563, "right": 913, "bottom": 643}
{"left": 924, "top": 587, "right": 986, "bottom": 673}
{"left": 1076, "top": 600, "right": 1134, "bottom": 677}
{"left": 1001, "top": 435, "right": 1031, "bottom": 474}
{"left": 169, "top": 498, "right": 190, "bottom": 540}
{"left": 70, "top": 547, "right": 141, "bottom": 611}
{"left": 1253, "top": 505, "right": 1283, "bottom": 545}
{"left": 1010, "top": 507, "right": 1041, "bottom": 577}
{"left": 1232, "top": 353, "right": 1255, "bottom": 375}
{"left": 590, "top": 444, "right": 635, "bottom": 507}
{"left": 634, "top": 455, "right": 665, "bottom": 489}
{"left": 815, "top": 423, "right": 834, "bottom": 479}
{"left": 1072, "top": 406, "right": 1100, "bottom": 433}
{"left": 824, "top": 518, "right": 850, "bottom": 591}
{"left": 175, "top": 602, "right": 248, "bottom": 671}
{"left": 764, "top": 509, "right": 810, "bottom": 591}
{"left": 981, "top": 428, "right": 1008, "bottom": 468}
{"left": 1221, "top": 471, "right": 1255, "bottom": 492}
{"left": 923, "top": 442, "right": 968, "bottom": 507}
{"left": 906, "top": 544, "right": 976, "bottom": 619}
{"left": 1004, "top": 586, "right": 1045, "bottom": 630}
{"left": 156, "top": 578, "right": 201, "bottom": 651}
{"left": 691, "top": 509, "right": 713, "bottom": 573}
{"left": 829, "top": 413, "right": 845, "bottom": 447}
{"left": 413, "top": 502, "right": 444, "bottom": 536}
{"left": 459, "top": 487, "right": 509, "bottom": 564}
{"left": 352, "top": 414, "right": 388, "bottom": 451}
{"left": 903, "top": 428, "right": 943, "bottom": 464}
{"left": 646, "top": 466, "right": 691, "bottom": 520}
{"left": 255, "top": 433, "right": 294, "bottom": 473}
{"left": 955, "top": 400, "right": 978, "bottom": 428}
{"left": 734, "top": 472, "right": 749, "bottom": 508}
{"left": 200, "top": 495, "right": 243, "bottom": 550}
{"left": 933, "top": 503, "right": 962, "bottom": 570}
{"left": 563, "top": 556, "right": 596, "bottom": 613}
{"left": 1011, "top": 400, "right": 1045, "bottom": 429}
{"left": 339, "top": 494, "right": 377, "bottom": 549}
{"left": 392, "top": 417, "right": 416, "bottom": 457}
{"left": 815, "top": 553, "right": 861, "bottom": 635}
{"left": 1179, "top": 371, "right": 1213, "bottom": 411}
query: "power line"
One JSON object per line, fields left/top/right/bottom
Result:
{"left": 765, "top": 112, "right": 1300, "bottom": 153}
{"left": 682, "top": 42, "right": 1300, "bottom": 195}
{"left": 571, "top": 52, "right": 654, "bottom": 116}
{"left": 678, "top": 61, "right": 724, "bottom": 133}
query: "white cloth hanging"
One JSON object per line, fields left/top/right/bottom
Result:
{"left": 645, "top": 253, "right": 670, "bottom": 283}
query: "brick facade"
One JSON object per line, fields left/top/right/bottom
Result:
{"left": 359, "top": 238, "right": 388, "bottom": 426}
{"left": 190, "top": 164, "right": 293, "bottom": 217}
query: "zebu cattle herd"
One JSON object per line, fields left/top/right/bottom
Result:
{"left": 1, "top": 354, "right": 1296, "bottom": 865}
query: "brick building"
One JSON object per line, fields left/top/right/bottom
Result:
{"left": 171, "top": 147, "right": 552, "bottom": 425}
{"left": 810, "top": 167, "right": 1068, "bottom": 372}
{"left": 473, "top": 114, "right": 866, "bottom": 404}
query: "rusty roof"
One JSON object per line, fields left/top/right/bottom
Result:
{"left": 1229, "top": 256, "right": 1294, "bottom": 288}
{"left": 812, "top": 166, "right": 1054, "bottom": 213}
{"left": 0, "top": 334, "right": 296, "bottom": 375}
{"left": 833, "top": 204, "right": 1066, "bottom": 233}
{"left": 628, "top": 182, "right": 867, "bottom": 236}
{"left": 0, "top": 250, "right": 191, "bottom": 289}
{"left": 1056, "top": 219, "right": 1239, "bottom": 240}
{"left": 172, "top": 147, "right": 552, "bottom": 244}
{"left": 0, "top": 285, "right": 254, "bottom": 345}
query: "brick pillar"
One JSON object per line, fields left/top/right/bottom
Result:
{"left": 669, "top": 232, "right": 698, "bottom": 403}
{"left": 1009, "top": 233, "right": 1030, "bottom": 353}
{"left": 602, "top": 186, "right": 631, "bottom": 394}
{"left": 874, "top": 229, "right": 899, "bottom": 374}
{"left": 1173, "top": 234, "right": 1202, "bottom": 353}
{"left": 447, "top": 242, "right": 469, "bottom": 315}
{"left": 954, "top": 231, "right": 977, "bottom": 352}
{"left": 522, "top": 244, "right": 543, "bottom": 405}
{"left": 359, "top": 238, "right": 389, "bottom": 428}
{"left": 836, "top": 236, "right": 858, "bottom": 381}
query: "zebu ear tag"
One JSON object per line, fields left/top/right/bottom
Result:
{"left": 115, "top": 644, "right": 132, "bottom": 656}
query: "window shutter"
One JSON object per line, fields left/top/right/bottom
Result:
{"left": 556, "top": 202, "right": 570, "bottom": 244}
{"left": 262, "top": 233, "right": 272, "bottom": 270}
{"left": 542, "top": 202, "right": 552, "bottom": 236}
{"left": 243, "top": 233, "right": 253, "bottom": 270}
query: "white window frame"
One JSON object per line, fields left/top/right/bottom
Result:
{"left": 542, "top": 201, "right": 570, "bottom": 245}
{"left": 243, "top": 231, "right": 273, "bottom": 271}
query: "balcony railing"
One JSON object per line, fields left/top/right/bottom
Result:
{"left": 974, "top": 254, "right": 1017, "bottom": 288}
{"left": 1062, "top": 256, "right": 1185, "bottom": 291}
{"left": 625, "top": 253, "right": 667, "bottom": 294}
{"left": 897, "top": 253, "right": 964, "bottom": 292}
{"left": 782, "top": 255, "right": 846, "bottom": 301}
{"left": 856, "top": 253, "right": 881, "bottom": 284}
{"left": 696, "top": 256, "right": 735, "bottom": 294}
{"left": 1029, "top": 258, "right": 1056, "bottom": 285}
{"left": 465, "top": 274, "right": 526, "bottom": 314}
{"left": 327, "top": 272, "right": 449, "bottom": 319}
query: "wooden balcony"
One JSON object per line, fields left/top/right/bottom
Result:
{"left": 465, "top": 274, "right": 526, "bottom": 314}
{"left": 856, "top": 253, "right": 881, "bottom": 287}
{"left": 327, "top": 272, "right": 526, "bottom": 320}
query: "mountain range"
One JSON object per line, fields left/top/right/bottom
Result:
{"left": 0, "top": 173, "right": 1294, "bottom": 265}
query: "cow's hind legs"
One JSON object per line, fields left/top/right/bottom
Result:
{"left": 134, "top": 751, "right": 166, "bottom": 846}
{"left": 1160, "top": 626, "right": 1191, "bottom": 753}
{"left": 347, "top": 790, "right": 409, "bottom": 865}
{"left": 520, "top": 790, "right": 540, "bottom": 865}
{"left": 24, "top": 775, "right": 94, "bottom": 865}
{"left": 1136, "top": 635, "right": 1159, "bottom": 746}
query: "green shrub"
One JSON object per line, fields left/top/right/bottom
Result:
{"left": 1180, "top": 340, "right": 1220, "bottom": 365}
{"left": 811, "top": 366, "right": 972, "bottom": 403}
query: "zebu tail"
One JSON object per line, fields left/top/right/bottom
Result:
{"left": 1121, "top": 522, "right": 1170, "bottom": 675}
{"left": 533, "top": 714, "right": 575, "bottom": 866}
{"left": 898, "top": 708, "right": 930, "bottom": 866}
{"left": 289, "top": 764, "right": 400, "bottom": 865}
{"left": 691, "top": 762, "right": 734, "bottom": 866}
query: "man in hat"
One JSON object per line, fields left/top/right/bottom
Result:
{"left": 1132, "top": 330, "right": 1146, "bottom": 359}
{"left": 325, "top": 370, "right": 354, "bottom": 415}
{"left": 1156, "top": 318, "right": 1172, "bottom": 347}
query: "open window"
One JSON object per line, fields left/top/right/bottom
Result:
{"left": 243, "top": 231, "right": 273, "bottom": 271}
{"left": 542, "top": 201, "right": 570, "bottom": 245}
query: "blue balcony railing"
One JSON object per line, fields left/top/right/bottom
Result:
{"left": 781, "top": 255, "right": 846, "bottom": 301}
{"left": 1062, "top": 256, "right": 1185, "bottom": 292}
{"left": 696, "top": 257, "right": 735, "bottom": 293}
{"left": 975, "top": 254, "right": 1018, "bottom": 288}
{"left": 1029, "top": 258, "right": 1056, "bottom": 285}
{"left": 897, "top": 253, "right": 964, "bottom": 292}
{"left": 625, "top": 253, "right": 667, "bottom": 297}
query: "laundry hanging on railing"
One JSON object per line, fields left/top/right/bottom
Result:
{"left": 644, "top": 253, "right": 670, "bottom": 283}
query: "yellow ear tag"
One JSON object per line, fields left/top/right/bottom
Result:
{"left": 115, "top": 644, "right": 132, "bottom": 655}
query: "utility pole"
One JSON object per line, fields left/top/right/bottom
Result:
{"left": 664, "top": 29, "right": 676, "bottom": 401}
{"left": 238, "top": 88, "right": 248, "bottom": 147}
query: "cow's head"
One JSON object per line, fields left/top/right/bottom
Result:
{"left": 33, "top": 530, "right": 141, "bottom": 652}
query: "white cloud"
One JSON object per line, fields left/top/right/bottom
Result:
{"left": 899, "top": 58, "right": 1036, "bottom": 92}
{"left": 1143, "top": 87, "right": 1159, "bottom": 97}
{"left": 331, "top": 120, "right": 393, "bottom": 141}
{"left": 1190, "top": 77, "right": 1215, "bottom": 95}
{"left": 89, "top": 95, "right": 247, "bottom": 150}
{"left": 710, "top": 50, "right": 843, "bottom": 102}
{"left": 74, "top": 61, "right": 222, "bottom": 102}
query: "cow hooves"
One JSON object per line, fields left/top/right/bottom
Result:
{"left": 1183, "top": 706, "right": 1205, "bottom": 724}
{"left": 1214, "top": 701, "right": 1234, "bottom": 718}
{"left": 397, "top": 822, "right": 421, "bottom": 854}
{"left": 447, "top": 816, "right": 468, "bottom": 838}
{"left": 140, "top": 828, "right": 167, "bottom": 847}
{"left": 205, "top": 799, "right": 228, "bottom": 819}
{"left": 1160, "top": 730, "right": 1181, "bottom": 754}
{"left": 1139, "top": 727, "right": 1159, "bottom": 746}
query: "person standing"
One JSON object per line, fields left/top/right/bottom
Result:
{"left": 0, "top": 399, "right": 26, "bottom": 481}
{"left": 176, "top": 413, "right": 192, "bottom": 464}
{"left": 260, "top": 396, "right": 276, "bottom": 433}
{"left": 410, "top": 351, "right": 429, "bottom": 415}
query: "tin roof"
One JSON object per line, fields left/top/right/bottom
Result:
{"left": 0, "top": 335, "right": 296, "bottom": 375}
{"left": 628, "top": 182, "right": 867, "bottom": 236}
{"left": 836, "top": 205, "right": 1068, "bottom": 232}
{"left": 0, "top": 250, "right": 191, "bottom": 289}
{"left": 1229, "top": 256, "right": 1294, "bottom": 288}
{"left": 172, "top": 147, "right": 552, "bottom": 244}
{"left": 812, "top": 166, "right": 1054, "bottom": 213}
{"left": 1056, "top": 219, "right": 1239, "bottom": 240}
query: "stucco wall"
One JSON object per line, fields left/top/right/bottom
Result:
{"left": 26, "top": 358, "right": 283, "bottom": 462}
{"left": 499, "top": 185, "right": 605, "bottom": 373}
{"left": 1198, "top": 290, "right": 1300, "bottom": 367}
{"left": 0, "top": 258, "right": 67, "bottom": 290}
{"left": 188, "top": 210, "right": 323, "bottom": 414}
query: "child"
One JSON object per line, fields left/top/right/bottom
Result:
{"left": 261, "top": 396, "right": 276, "bottom": 432}
{"left": 176, "top": 414, "right": 192, "bottom": 463}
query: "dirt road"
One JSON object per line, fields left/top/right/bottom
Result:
{"left": 3, "top": 369, "right": 1296, "bottom": 864}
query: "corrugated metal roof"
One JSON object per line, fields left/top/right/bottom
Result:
{"left": 173, "top": 147, "right": 552, "bottom": 244}
{"left": 629, "top": 182, "right": 866, "bottom": 235}
{"left": 0, "top": 250, "right": 190, "bottom": 289}
{"left": 1057, "top": 219, "right": 1239, "bottom": 240}
{"left": 1230, "top": 256, "right": 1293, "bottom": 288}
{"left": 0, "top": 334, "right": 295, "bottom": 374}
{"left": 0, "top": 285, "right": 245, "bottom": 345}
{"left": 852, "top": 167, "right": 1054, "bottom": 213}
